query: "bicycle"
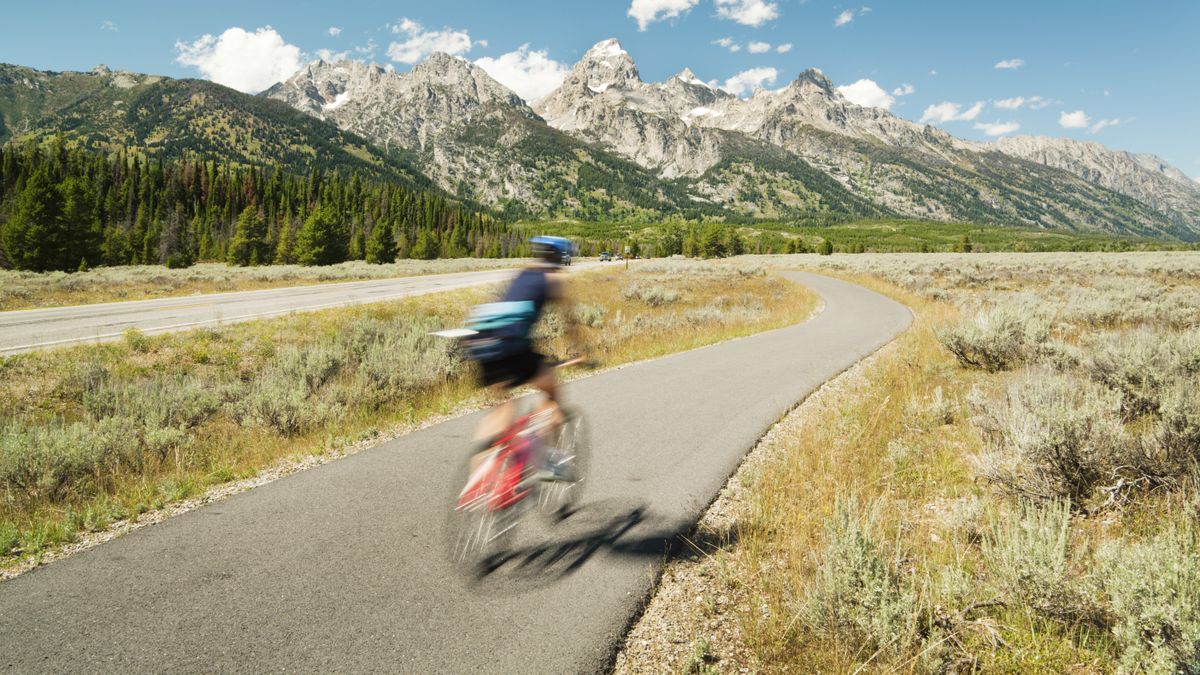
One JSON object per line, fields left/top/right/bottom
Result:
{"left": 444, "top": 365, "right": 591, "bottom": 568}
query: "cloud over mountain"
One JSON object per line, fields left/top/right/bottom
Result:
{"left": 837, "top": 79, "right": 894, "bottom": 109}
{"left": 386, "top": 18, "right": 473, "bottom": 64}
{"left": 475, "top": 45, "right": 569, "bottom": 103}
{"left": 175, "top": 26, "right": 302, "bottom": 94}
{"left": 921, "top": 100, "right": 985, "bottom": 123}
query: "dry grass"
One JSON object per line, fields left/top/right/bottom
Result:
{"left": 0, "top": 260, "right": 817, "bottom": 572}
{"left": 0, "top": 259, "right": 523, "bottom": 311}
{"left": 630, "top": 253, "right": 1200, "bottom": 673}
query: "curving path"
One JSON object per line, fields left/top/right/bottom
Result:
{"left": 0, "top": 272, "right": 911, "bottom": 673}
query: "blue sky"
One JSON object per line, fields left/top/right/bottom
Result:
{"left": 4, "top": 1, "right": 1198, "bottom": 179}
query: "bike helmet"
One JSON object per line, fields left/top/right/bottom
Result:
{"left": 529, "top": 235, "right": 574, "bottom": 266}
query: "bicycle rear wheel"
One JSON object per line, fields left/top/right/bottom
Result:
{"left": 538, "top": 407, "right": 590, "bottom": 517}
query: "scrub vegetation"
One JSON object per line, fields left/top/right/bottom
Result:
{"left": 646, "top": 252, "right": 1200, "bottom": 673}
{"left": 0, "top": 261, "right": 816, "bottom": 570}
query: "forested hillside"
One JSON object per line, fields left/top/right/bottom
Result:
{"left": 0, "top": 64, "right": 430, "bottom": 189}
{"left": 0, "top": 143, "right": 520, "bottom": 272}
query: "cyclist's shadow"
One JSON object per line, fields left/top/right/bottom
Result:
{"left": 465, "top": 499, "right": 731, "bottom": 592}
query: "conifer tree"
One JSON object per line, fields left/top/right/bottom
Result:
{"left": 364, "top": 221, "right": 396, "bottom": 264}
{"left": 1, "top": 166, "right": 69, "bottom": 271}
{"left": 294, "top": 206, "right": 347, "bottom": 266}
{"left": 227, "top": 205, "right": 268, "bottom": 266}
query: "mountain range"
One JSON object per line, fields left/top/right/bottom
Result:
{"left": 4, "top": 39, "right": 1200, "bottom": 239}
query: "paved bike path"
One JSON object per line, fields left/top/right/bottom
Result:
{"left": 0, "top": 272, "right": 911, "bottom": 673}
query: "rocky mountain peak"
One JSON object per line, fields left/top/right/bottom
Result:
{"left": 572, "top": 38, "right": 640, "bottom": 91}
{"left": 408, "top": 52, "right": 527, "bottom": 109}
{"left": 785, "top": 68, "right": 836, "bottom": 98}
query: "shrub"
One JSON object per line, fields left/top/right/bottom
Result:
{"left": 0, "top": 417, "right": 129, "bottom": 500}
{"left": 572, "top": 303, "right": 605, "bottom": 328}
{"left": 1083, "top": 330, "right": 1199, "bottom": 419}
{"left": 938, "top": 308, "right": 1048, "bottom": 372}
{"left": 1138, "top": 377, "right": 1200, "bottom": 484}
{"left": 621, "top": 283, "right": 680, "bottom": 306}
{"left": 970, "top": 372, "right": 1129, "bottom": 504}
{"left": 0, "top": 521, "right": 19, "bottom": 556}
{"left": 1096, "top": 525, "right": 1200, "bottom": 674}
{"left": 238, "top": 376, "right": 313, "bottom": 436}
{"left": 354, "top": 317, "right": 463, "bottom": 404}
{"left": 981, "top": 501, "right": 1097, "bottom": 621}
{"left": 83, "top": 377, "right": 220, "bottom": 430}
{"left": 797, "top": 496, "right": 920, "bottom": 657}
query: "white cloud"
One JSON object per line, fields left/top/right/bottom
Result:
{"left": 920, "top": 101, "right": 985, "bottom": 124}
{"left": 929, "top": 69, "right": 938, "bottom": 76}
{"left": 328, "top": 26, "right": 342, "bottom": 37}
{"left": 386, "top": 17, "right": 473, "bottom": 64}
{"left": 748, "top": 41, "right": 771, "bottom": 53}
{"left": 994, "top": 58, "right": 1025, "bottom": 70}
{"left": 716, "top": 0, "right": 780, "bottom": 27}
{"left": 974, "top": 121, "right": 1020, "bottom": 136}
{"left": 1059, "top": 110, "right": 1091, "bottom": 129}
{"left": 1028, "top": 95, "right": 1051, "bottom": 110}
{"left": 100, "top": 20, "right": 118, "bottom": 32}
{"left": 994, "top": 96, "right": 1025, "bottom": 110}
{"left": 627, "top": 0, "right": 699, "bottom": 31}
{"left": 776, "top": 42, "right": 793, "bottom": 54}
{"left": 1089, "top": 118, "right": 1120, "bottom": 134}
{"left": 722, "top": 67, "right": 778, "bottom": 97}
{"left": 835, "top": 6, "right": 871, "bottom": 27}
{"left": 475, "top": 45, "right": 569, "bottom": 103}
{"left": 837, "top": 79, "right": 895, "bottom": 109}
{"left": 315, "top": 48, "right": 351, "bottom": 62}
{"left": 892, "top": 83, "right": 915, "bottom": 96}
{"left": 175, "top": 26, "right": 303, "bottom": 94}
{"left": 713, "top": 37, "right": 741, "bottom": 52}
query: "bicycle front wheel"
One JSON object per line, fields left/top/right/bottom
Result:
{"left": 538, "top": 407, "right": 590, "bottom": 517}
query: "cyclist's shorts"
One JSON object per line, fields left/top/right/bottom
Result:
{"left": 479, "top": 350, "right": 545, "bottom": 388}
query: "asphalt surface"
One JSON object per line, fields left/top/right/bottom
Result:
{"left": 0, "top": 268, "right": 532, "bottom": 355}
{"left": 0, "top": 272, "right": 912, "bottom": 673}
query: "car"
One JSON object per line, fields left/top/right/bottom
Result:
{"left": 614, "top": 254, "right": 624, "bottom": 261}
{"left": 599, "top": 252, "right": 612, "bottom": 261}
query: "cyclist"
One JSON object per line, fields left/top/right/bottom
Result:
{"left": 466, "top": 236, "right": 582, "bottom": 479}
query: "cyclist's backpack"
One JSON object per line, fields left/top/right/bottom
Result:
{"left": 462, "top": 301, "right": 536, "bottom": 363}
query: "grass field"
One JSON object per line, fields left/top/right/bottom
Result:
{"left": 523, "top": 218, "right": 1193, "bottom": 255}
{"left": 636, "top": 252, "right": 1200, "bottom": 672}
{"left": 0, "top": 260, "right": 817, "bottom": 571}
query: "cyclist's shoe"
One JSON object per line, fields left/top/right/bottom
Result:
{"left": 534, "top": 452, "right": 576, "bottom": 482}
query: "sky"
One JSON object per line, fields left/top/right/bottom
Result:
{"left": 4, "top": 1, "right": 1198, "bottom": 180}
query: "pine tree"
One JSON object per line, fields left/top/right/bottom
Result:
{"left": 818, "top": 239, "right": 834, "bottom": 256}
{"left": 294, "top": 206, "right": 347, "bottom": 266}
{"left": 364, "top": 222, "right": 396, "bottom": 264}
{"left": 227, "top": 205, "right": 269, "bottom": 266}
{"left": 410, "top": 229, "right": 438, "bottom": 260}
{"left": 1, "top": 166, "right": 69, "bottom": 271}
{"left": 700, "top": 224, "right": 725, "bottom": 258}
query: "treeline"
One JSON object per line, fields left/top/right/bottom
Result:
{"left": 0, "top": 143, "right": 531, "bottom": 272}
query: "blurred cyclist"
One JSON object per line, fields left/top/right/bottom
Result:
{"left": 465, "top": 236, "right": 582, "bottom": 478}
